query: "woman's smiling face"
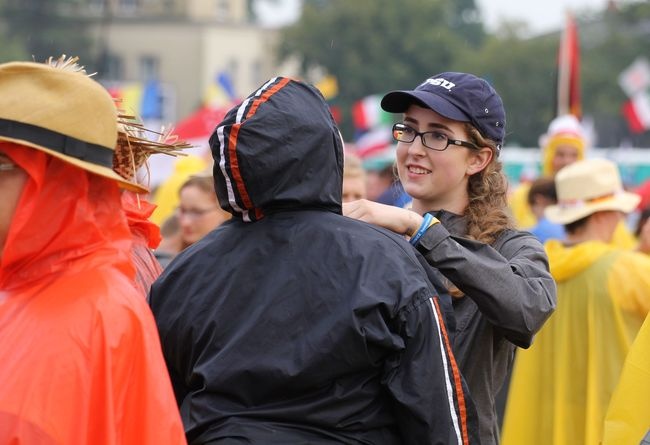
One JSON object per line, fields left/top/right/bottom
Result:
{"left": 395, "top": 104, "right": 479, "bottom": 214}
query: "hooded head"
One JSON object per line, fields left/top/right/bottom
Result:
{"left": 209, "top": 78, "right": 344, "bottom": 222}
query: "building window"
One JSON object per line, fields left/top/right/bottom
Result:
{"left": 251, "top": 60, "right": 263, "bottom": 87}
{"left": 119, "top": 0, "right": 138, "bottom": 13}
{"left": 215, "top": 0, "right": 230, "bottom": 21}
{"left": 89, "top": 0, "right": 105, "bottom": 13}
{"left": 139, "top": 55, "right": 159, "bottom": 82}
{"left": 105, "top": 54, "right": 124, "bottom": 80}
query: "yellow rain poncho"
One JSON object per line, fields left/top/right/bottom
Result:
{"left": 502, "top": 239, "right": 650, "bottom": 445}
{"left": 151, "top": 154, "right": 208, "bottom": 225}
{"left": 602, "top": 314, "right": 650, "bottom": 445}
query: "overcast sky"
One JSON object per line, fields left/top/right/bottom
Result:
{"left": 255, "top": 0, "right": 614, "bottom": 34}
{"left": 476, "top": 0, "right": 609, "bottom": 33}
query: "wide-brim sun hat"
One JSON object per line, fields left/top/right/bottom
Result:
{"left": 545, "top": 158, "right": 641, "bottom": 225}
{"left": 0, "top": 57, "right": 146, "bottom": 192}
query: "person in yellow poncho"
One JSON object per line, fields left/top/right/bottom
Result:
{"left": 602, "top": 314, "right": 650, "bottom": 445}
{"left": 509, "top": 115, "right": 637, "bottom": 248}
{"left": 150, "top": 154, "right": 208, "bottom": 225}
{"left": 509, "top": 114, "right": 586, "bottom": 230}
{"left": 502, "top": 158, "right": 650, "bottom": 445}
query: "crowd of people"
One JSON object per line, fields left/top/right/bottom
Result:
{"left": 1, "top": 56, "right": 649, "bottom": 445}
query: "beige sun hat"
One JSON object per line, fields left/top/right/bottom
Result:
{"left": 0, "top": 57, "right": 146, "bottom": 192}
{"left": 545, "top": 158, "right": 641, "bottom": 225}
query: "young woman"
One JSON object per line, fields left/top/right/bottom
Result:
{"left": 177, "top": 173, "right": 231, "bottom": 250}
{"left": 343, "top": 72, "right": 557, "bottom": 445}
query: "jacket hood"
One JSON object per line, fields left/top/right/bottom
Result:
{"left": 544, "top": 239, "right": 616, "bottom": 282}
{"left": 209, "top": 77, "right": 344, "bottom": 222}
{"left": 0, "top": 142, "right": 134, "bottom": 290}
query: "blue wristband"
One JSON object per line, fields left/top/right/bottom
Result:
{"left": 409, "top": 213, "right": 434, "bottom": 246}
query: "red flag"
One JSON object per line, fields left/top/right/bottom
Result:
{"left": 622, "top": 94, "right": 650, "bottom": 134}
{"left": 622, "top": 100, "right": 645, "bottom": 133}
{"left": 557, "top": 12, "right": 581, "bottom": 119}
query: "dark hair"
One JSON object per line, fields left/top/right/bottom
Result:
{"left": 564, "top": 215, "right": 590, "bottom": 234}
{"left": 463, "top": 123, "right": 514, "bottom": 245}
{"left": 527, "top": 177, "right": 558, "bottom": 206}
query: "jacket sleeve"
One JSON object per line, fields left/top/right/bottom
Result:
{"left": 383, "top": 292, "right": 480, "bottom": 445}
{"left": 416, "top": 224, "right": 557, "bottom": 348}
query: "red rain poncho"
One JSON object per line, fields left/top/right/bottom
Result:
{"left": 0, "top": 142, "right": 186, "bottom": 444}
{"left": 121, "top": 191, "right": 163, "bottom": 298}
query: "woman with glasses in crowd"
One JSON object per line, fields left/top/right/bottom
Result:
{"left": 177, "top": 173, "right": 231, "bottom": 250}
{"left": 343, "top": 72, "right": 557, "bottom": 445}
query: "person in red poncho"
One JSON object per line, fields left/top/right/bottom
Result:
{"left": 0, "top": 57, "right": 186, "bottom": 444}
{"left": 112, "top": 107, "right": 192, "bottom": 297}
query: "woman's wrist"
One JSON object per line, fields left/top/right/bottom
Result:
{"left": 404, "top": 212, "right": 424, "bottom": 237}
{"left": 409, "top": 213, "right": 440, "bottom": 245}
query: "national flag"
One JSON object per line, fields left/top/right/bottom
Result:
{"left": 622, "top": 92, "right": 650, "bottom": 134}
{"left": 204, "top": 71, "right": 238, "bottom": 108}
{"left": 140, "top": 80, "right": 163, "bottom": 119}
{"left": 354, "top": 126, "right": 393, "bottom": 159}
{"left": 556, "top": 11, "right": 581, "bottom": 119}
{"left": 352, "top": 95, "right": 393, "bottom": 131}
{"left": 618, "top": 57, "right": 650, "bottom": 98}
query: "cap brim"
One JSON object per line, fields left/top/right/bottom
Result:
{"left": 0, "top": 136, "right": 148, "bottom": 193}
{"left": 545, "top": 192, "right": 641, "bottom": 225}
{"left": 381, "top": 90, "right": 471, "bottom": 123}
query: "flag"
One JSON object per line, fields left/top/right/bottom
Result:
{"left": 622, "top": 93, "right": 650, "bottom": 134}
{"left": 352, "top": 95, "right": 393, "bottom": 131}
{"left": 354, "top": 126, "right": 393, "bottom": 158}
{"left": 140, "top": 80, "right": 163, "bottom": 120}
{"left": 204, "top": 71, "right": 237, "bottom": 109}
{"left": 618, "top": 57, "right": 650, "bottom": 98}
{"left": 557, "top": 11, "right": 581, "bottom": 118}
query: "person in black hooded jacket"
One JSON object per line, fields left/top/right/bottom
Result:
{"left": 149, "top": 77, "right": 479, "bottom": 445}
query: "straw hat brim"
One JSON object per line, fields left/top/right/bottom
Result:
{"left": 545, "top": 191, "right": 641, "bottom": 225}
{"left": 0, "top": 135, "right": 147, "bottom": 193}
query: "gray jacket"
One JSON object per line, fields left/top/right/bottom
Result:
{"left": 415, "top": 210, "right": 557, "bottom": 445}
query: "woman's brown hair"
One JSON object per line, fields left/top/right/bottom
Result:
{"left": 464, "top": 123, "right": 514, "bottom": 245}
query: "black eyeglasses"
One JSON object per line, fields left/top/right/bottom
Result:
{"left": 392, "top": 123, "right": 479, "bottom": 151}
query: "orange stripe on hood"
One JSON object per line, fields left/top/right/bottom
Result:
{"left": 227, "top": 78, "right": 292, "bottom": 220}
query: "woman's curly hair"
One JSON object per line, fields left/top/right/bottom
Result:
{"left": 463, "top": 123, "right": 514, "bottom": 245}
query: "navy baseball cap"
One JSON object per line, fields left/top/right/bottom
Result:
{"left": 381, "top": 72, "right": 506, "bottom": 150}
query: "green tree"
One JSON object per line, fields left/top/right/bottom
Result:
{"left": 453, "top": 27, "right": 559, "bottom": 147}
{"left": 279, "top": 0, "right": 472, "bottom": 138}
{"left": 278, "top": 0, "right": 650, "bottom": 147}
{"left": 0, "top": 0, "right": 94, "bottom": 65}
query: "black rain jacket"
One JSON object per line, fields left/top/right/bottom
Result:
{"left": 150, "top": 78, "right": 479, "bottom": 445}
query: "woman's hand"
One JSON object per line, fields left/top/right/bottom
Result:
{"left": 343, "top": 199, "right": 424, "bottom": 237}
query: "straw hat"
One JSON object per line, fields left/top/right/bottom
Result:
{"left": 545, "top": 158, "right": 640, "bottom": 225}
{"left": 0, "top": 57, "right": 145, "bottom": 192}
{"left": 113, "top": 109, "right": 193, "bottom": 191}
